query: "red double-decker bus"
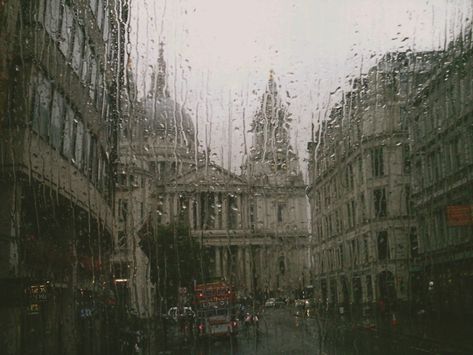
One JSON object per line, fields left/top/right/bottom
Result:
{"left": 193, "top": 280, "right": 238, "bottom": 337}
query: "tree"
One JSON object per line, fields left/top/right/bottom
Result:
{"left": 139, "top": 222, "right": 202, "bottom": 306}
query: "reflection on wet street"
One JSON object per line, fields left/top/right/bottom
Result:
{"left": 2, "top": 1, "right": 473, "bottom": 354}
{"left": 160, "top": 306, "right": 472, "bottom": 355}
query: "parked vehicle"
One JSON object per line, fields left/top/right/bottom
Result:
{"left": 167, "top": 306, "right": 195, "bottom": 322}
{"left": 265, "top": 298, "right": 276, "bottom": 307}
{"left": 274, "top": 297, "right": 286, "bottom": 307}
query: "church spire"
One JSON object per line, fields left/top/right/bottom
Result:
{"left": 251, "top": 70, "right": 292, "bottom": 156}
{"left": 156, "top": 41, "right": 170, "bottom": 98}
{"left": 267, "top": 68, "right": 277, "bottom": 95}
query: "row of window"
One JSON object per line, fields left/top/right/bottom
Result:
{"left": 314, "top": 148, "right": 388, "bottom": 212}
{"left": 31, "top": 70, "right": 111, "bottom": 197}
{"left": 413, "top": 66, "right": 473, "bottom": 142}
{"left": 319, "top": 274, "right": 374, "bottom": 303}
{"left": 314, "top": 230, "right": 395, "bottom": 274}
{"left": 413, "top": 129, "right": 473, "bottom": 190}
{"left": 418, "top": 209, "right": 472, "bottom": 252}
{"left": 37, "top": 0, "right": 111, "bottom": 119}
{"left": 116, "top": 173, "right": 146, "bottom": 189}
{"left": 152, "top": 193, "right": 241, "bottom": 230}
{"left": 314, "top": 188, "right": 387, "bottom": 241}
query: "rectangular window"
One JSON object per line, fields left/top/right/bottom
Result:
{"left": 405, "top": 185, "right": 412, "bottom": 215}
{"left": 89, "top": 59, "right": 97, "bottom": 99}
{"left": 50, "top": 90, "right": 65, "bottom": 150}
{"left": 62, "top": 104, "right": 74, "bottom": 158}
{"left": 377, "top": 231, "right": 389, "bottom": 260}
{"left": 373, "top": 188, "right": 387, "bottom": 217}
{"left": 189, "top": 198, "right": 196, "bottom": 229}
{"left": 72, "top": 24, "right": 84, "bottom": 74}
{"left": 366, "top": 275, "right": 373, "bottom": 301}
{"left": 117, "top": 231, "right": 127, "bottom": 250}
{"left": 96, "top": 70, "right": 104, "bottom": 109}
{"left": 74, "top": 121, "right": 84, "bottom": 168}
{"left": 371, "top": 146, "right": 384, "bottom": 177}
{"left": 249, "top": 202, "right": 255, "bottom": 230}
{"left": 32, "top": 72, "right": 52, "bottom": 139}
{"left": 118, "top": 199, "right": 128, "bottom": 222}
{"left": 449, "top": 137, "right": 462, "bottom": 171}
{"left": 277, "top": 203, "right": 285, "bottom": 223}
{"left": 400, "top": 105, "right": 408, "bottom": 131}
{"left": 346, "top": 163, "right": 354, "bottom": 191}
{"left": 360, "top": 193, "right": 366, "bottom": 222}
{"left": 403, "top": 144, "right": 411, "bottom": 174}
{"left": 82, "top": 132, "right": 91, "bottom": 174}
{"left": 81, "top": 42, "right": 91, "bottom": 82}
{"left": 59, "top": 4, "right": 74, "bottom": 57}
{"left": 351, "top": 200, "right": 356, "bottom": 225}
{"left": 89, "top": 135, "right": 97, "bottom": 180}
{"left": 410, "top": 227, "right": 419, "bottom": 257}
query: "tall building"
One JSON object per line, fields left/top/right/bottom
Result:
{"left": 243, "top": 71, "right": 309, "bottom": 295}
{"left": 0, "top": 1, "right": 127, "bottom": 354}
{"left": 112, "top": 58, "right": 155, "bottom": 319}
{"left": 307, "top": 52, "right": 439, "bottom": 315}
{"left": 154, "top": 71, "right": 310, "bottom": 299}
{"left": 407, "top": 32, "right": 473, "bottom": 317}
{"left": 111, "top": 41, "right": 199, "bottom": 318}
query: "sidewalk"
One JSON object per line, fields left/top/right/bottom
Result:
{"left": 347, "top": 310, "right": 473, "bottom": 354}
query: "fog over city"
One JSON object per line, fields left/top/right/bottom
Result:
{"left": 130, "top": 0, "right": 471, "bottom": 175}
{"left": 3, "top": 1, "right": 473, "bottom": 354}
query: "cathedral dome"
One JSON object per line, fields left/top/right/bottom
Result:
{"left": 145, "top": 96, "right": 195, "bottom": 144}
{"left": 143, "top": 42, "right": 195, "bottom": 147}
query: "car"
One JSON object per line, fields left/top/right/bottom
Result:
{"left": 264, "top": 298, "right": 276, "bottom": 307}
{"left": 274, "top": 298, "right": 286, "bottom": 308}
{"left": 167, "top": 306, "right": 195, "bottom": 322}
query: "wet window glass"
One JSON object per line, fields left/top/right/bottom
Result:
{"left": 2, "top": 1, "right": 473, "bottom": 354}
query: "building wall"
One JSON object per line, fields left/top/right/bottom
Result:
{"left": 307, "top": 53, "right": 438, "bottom": 313}
{"left": 407, "top": 38, "right": 473, "bottom": 317}
{"left": 0, "top": 1, "right": 126, "bottom": 354}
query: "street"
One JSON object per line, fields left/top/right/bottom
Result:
{"left": 159, "top": 306, "right": 472, "bottom": 355}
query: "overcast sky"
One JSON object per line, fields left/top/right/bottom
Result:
{"left": 129, "top": 0, "right": 472, "bottom": 177}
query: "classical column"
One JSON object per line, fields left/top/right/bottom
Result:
{"left": 245, "top": 247, "right": 252, "bottom": 293}
{"left": 222, "top": 248, "right": 228, "bottom": 279}
{"left": 215, "top": 247, "right": 221, "bottom": 278}
{"left": 236, "top": 194, "right": 242, "bottom": 228}
{"left": 222, "top": 194, "right": 228, "bottom": 229}
{"left": 215, "top": 193, "right": 221, "bottom": 229}
{"left": 237, "top": 248, "right": 244, "bottom": 290}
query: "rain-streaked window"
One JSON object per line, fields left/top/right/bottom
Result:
{"left": 2, "top": 1, "right": 473, "bottom": 354}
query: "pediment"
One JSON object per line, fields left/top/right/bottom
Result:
{"left": 171, "top": 164, "right": 246, "bottom": 187}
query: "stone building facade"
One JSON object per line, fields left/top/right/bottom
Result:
{"left": 407, "top": 34, "right": 473, "bottom": 318}
{"left": 154, "top": 72, "right": 310, "bottom": 299}
{"left": 0, "top": 1, "right": 127, "bottom": 354}
{"left": 111, "top": 42, "right": 199, "bottom": 316}
{"left": 307, "top": 53, "right": 438, "bottom": 315}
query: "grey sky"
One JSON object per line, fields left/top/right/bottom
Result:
{"left": 130, "top": 0, "right": 472, "bottom": 176}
